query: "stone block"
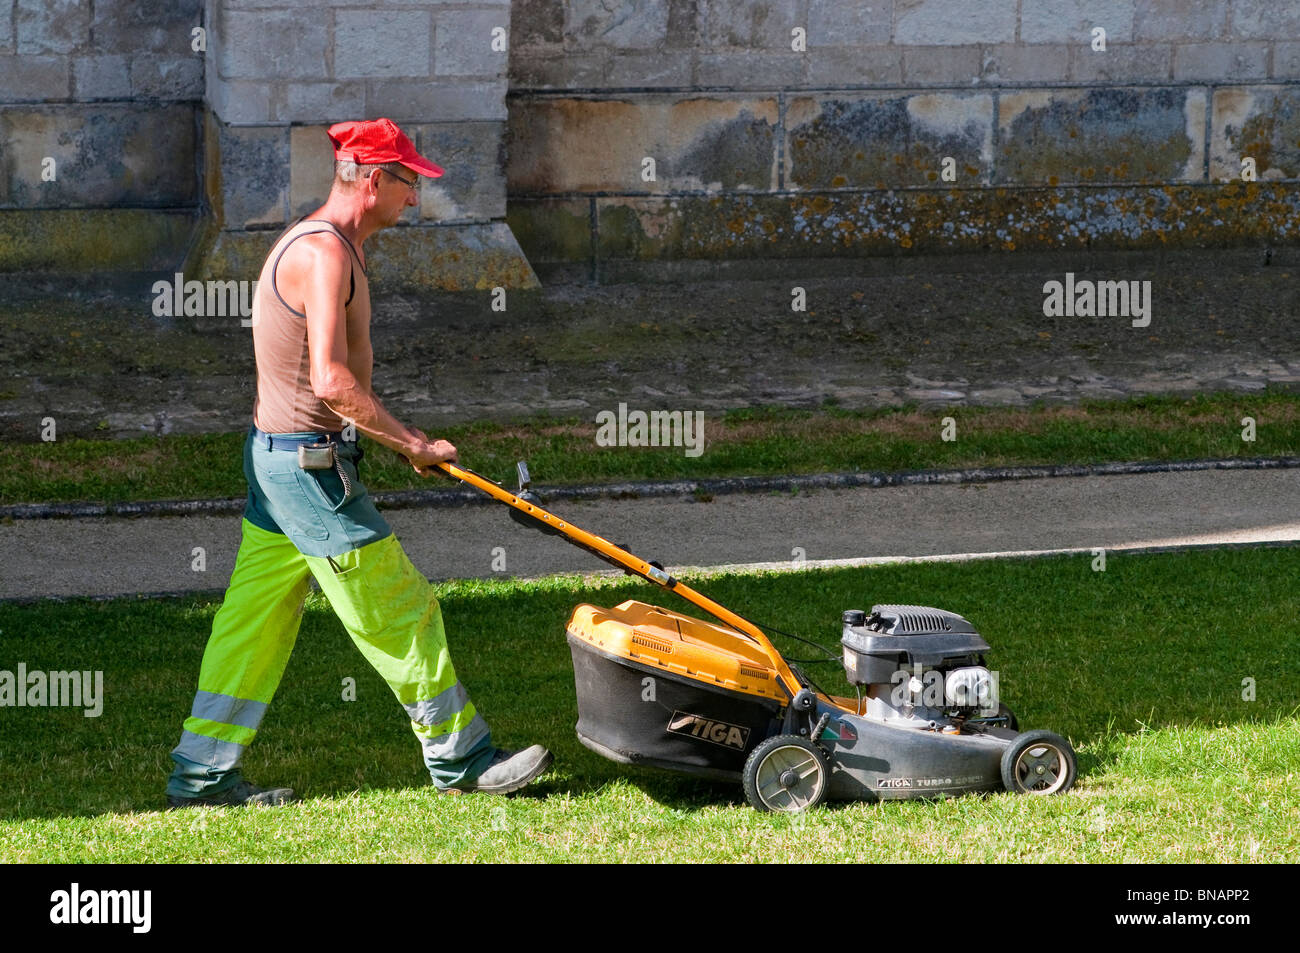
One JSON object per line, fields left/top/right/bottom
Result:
{"left": 218, "top": 9, "right": 328, "bottom": 80}
{"left": 785, "top": 92, "right": 994, "bottom": 190}
{"left": 282, "top": 81, "right": 366, "bottom": 122}
{"left": 509, "top": 52, "right": 605, "bottom": 89}
{"left": 1, "top": 54, "right": 71, "bottom": 102}
{"left": 222, "top": 0, "right": 384, "bottom": 6}
{"left": 702, "top": 0, "right": 806, "bottom": 50}
{"left": 695, "top": 51, "right": 805, "bottom": 88}
{"left": 90, "top": 0, "right": 203, "bottom": 54}
{"left": 997, "top": 88, "right": 1205, "bottom": 186}
{"left": 366, "top": 80, "right": 505, "bottom": 122}
{"left": 130, "top": 55, "right": 205, "bottom": 100}
{"left": 1173, "top": 42, "right": 1268, "bottom": 81}
{"left": 569, "top": 0, "right": 669, "bottom": 50}
{"left": 604, "top": 50, "right": 693, "bottom": 87}
{"left": 1070, "top": 44, "right": 1172, "bottom": 83}
{"left": 335, "top": 9, "right": 432, "bottom": 79}
{"left": 1134, "top": 0, "right": 1227, "bottom": 41}
{"left": 73, "top": 55, "right": 132, "bottom": 100}
{"left": 16, "top": 0, "right": 91, "bottom": 55}
{"left": 505, "top": 196, "right": 592, "bottom": 265}
{"left": 592, "top": 185, "right": 1300, "bottom": 263}
{"left": 665, "top": 0, "right": 702, "bottom": 50}
{"left": 1020, "top": 0, "right": 1134, "bottom": 44}
{"left": 435, "top": 8, "right": 509, "bottom": 77}
{"left": 208, "top": 78, "right": 272, "bottom": 124}
{"left": 802, "top": 47, "right": 903, "bottom": 87}
{"left": 506, "top": 96, "right": 779, "bottom": 193}
{"left": 901, "top": 46, "right": 981, "bottom": 86}
{"left": 1275, "top": 42, "right": 1300, "bottom": 80}
{"left": 1210, "top": 86, "right": 1300, "bottom": 181}
{"left": 0, "top": 104, "right": 197, "bottom": 207}
{"left": 289, "top": 124, "right": 335, "bottom": 218}
{"left": 1231, "top": 4, "right": 1300, "bottom": 40}
{"left": 894, "top": 0, "right": 1015, "bottom": 46}
{"left": 594, "top": 192, "right": 870, "bottom": 262}
{"left": 980, "top": 44, "right": 1072, "bottom": 85}
{"left": 807, "top": 2, "right": 892, "bottom": 46}
{"left": 511, "top": 0, "right": 564, "bottom": 50}
{"left": 413, "top": 121, "right": 506, "bottom": 222}
{"left": 0, "top": 208, "right": 198, "bottom": 272}
{"left": 215, "top": 123, "right": 289, "bottom": 226}
{"left": 365, "top": 221, "right": 539, "bottom": 290}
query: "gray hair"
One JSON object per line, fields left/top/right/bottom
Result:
{"left": 334, "top": 159, "right": 411, "bottom": 186}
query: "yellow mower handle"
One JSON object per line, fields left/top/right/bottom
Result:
{"left": 434, "top": 460, "right": 806, "bottom": 700}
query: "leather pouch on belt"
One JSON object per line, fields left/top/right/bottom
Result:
{"left": 300, "top": 440, "right": 359, "bottom": 513}
{"left": 298, "top": 443, "right": 336, "bottom": 469}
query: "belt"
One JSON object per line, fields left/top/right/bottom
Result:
{"left": 252, "top": 426, "right": 346, "bottom": 451}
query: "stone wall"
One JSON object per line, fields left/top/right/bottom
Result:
{"left": 3, "top": 2, "right": 1299, "bottom": 282}
{"left": 505, "top": 1, "right": 1300, "bottom": 279}
{"left": 0, "top": 0, "right": 203, "bottom": 270}
{"left": 0, "top": 0, "right": 203, "bottom": 107}
{"left": 0, "top": 0, "right": 534, "bottom": 287}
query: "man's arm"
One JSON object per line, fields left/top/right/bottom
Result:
{"left": 300, "top": 239, "right": 455, "bottom": 470}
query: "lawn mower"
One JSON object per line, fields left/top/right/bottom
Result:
{"left": 439, "top": 460, "right": 1078, "bottom": 813}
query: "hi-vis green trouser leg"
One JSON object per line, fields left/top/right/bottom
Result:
{"left": 167, "top": 428, "right": 495, "bottom": 797}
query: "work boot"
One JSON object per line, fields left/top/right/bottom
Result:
{"left": 442, "top": 745, "right": 553, "bottom": 795}
{"left": 166, "top": 778, "right": 298, "bottom": 810}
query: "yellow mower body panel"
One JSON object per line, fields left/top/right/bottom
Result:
{"left": 567, "top": 600, "right": 786, "bottom": 702}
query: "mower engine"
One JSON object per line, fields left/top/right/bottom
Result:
{"left": 841, "top": 605, "right": 1000, "bottom": 726}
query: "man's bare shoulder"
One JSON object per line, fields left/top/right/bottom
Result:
{"left": 274, "top": 231, "right": 352, "bottom": 309}
{"left": 279, "top": 230, "right": 351, "bottom": 274}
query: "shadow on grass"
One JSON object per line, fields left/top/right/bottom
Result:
{"left": 2, "top": 545, "right": 1297, "bottom": 821}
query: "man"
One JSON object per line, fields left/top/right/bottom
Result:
{"left": 165, "top": 118, "right": 552, "bottom": 807}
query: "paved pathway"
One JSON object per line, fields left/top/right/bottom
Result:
{"left": 2, "top": 467, "right": 1296, "bottom": 602}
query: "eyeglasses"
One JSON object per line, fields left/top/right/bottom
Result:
{"left": 379, "top": 167, "right": 419, "bottom": 193}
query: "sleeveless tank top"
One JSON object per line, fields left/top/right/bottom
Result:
{"left": 250, "top": 218, "right": 366, "bottom": 434}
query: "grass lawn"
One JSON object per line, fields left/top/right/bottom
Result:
{"left": 3, "top": 391, "right": 1298, "bottom": 506}
{"left": 1, "top": 545, "right": 1296, "bottom": 863}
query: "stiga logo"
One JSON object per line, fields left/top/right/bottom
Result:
{"left": 877, "top": 777, "right": 913, "bottom": 789}
{"left": 667, "top": 711, "right": 749, "bottom": 750}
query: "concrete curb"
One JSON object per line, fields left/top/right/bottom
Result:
{"left": 3, "top": 455, "right": 1299, "bottom": 521}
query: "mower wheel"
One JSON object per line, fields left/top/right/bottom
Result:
{"left": 743, "top": 734, "right": 829, "bottom": 813}
{"left": 1001, "top": 730, "right": 1077, "bottom": 795}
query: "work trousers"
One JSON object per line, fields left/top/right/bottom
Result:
{"left": 166, "top": 425, "right": 494, "bottom": 797}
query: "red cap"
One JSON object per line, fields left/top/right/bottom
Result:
{"left": 326, "top": 118, "right": 444, "bottom": 178}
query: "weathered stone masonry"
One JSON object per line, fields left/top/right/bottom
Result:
{"left": 0, "top": 0, "right": 532, "bottom": 288}
{"left": 1, "top": 1, "right": 1299, "bottom": 285}
{"left": 505, "top": 0, "right": 1300, "bottom": 280}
